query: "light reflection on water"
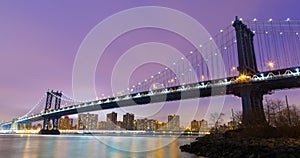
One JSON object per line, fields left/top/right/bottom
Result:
{"left": 0, "top": 134, "right": 200, "bottom": 158}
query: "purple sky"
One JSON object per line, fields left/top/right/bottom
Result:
{"left": 1, "top": 1, "right": 300, "bottom": 125}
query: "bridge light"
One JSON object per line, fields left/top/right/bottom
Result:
{"left": 253, "top": 18, "right": 257, "bottom": 22}
{"left": 190, "top": 51, "right": 193, "bottom": 54}
{"left": 240, "top": 74, "right": 246, "bottom": 79}
{"left": 152, "top": 84, "right": 157, "bottom": 89}
{"left": 231, "top": 66, "right": 236, "bottom": 71}
{"left": 267, "top": 61, "right": 275, "bottom": 69}
{"left": 237, "top": 74, "right": 250, "bottom": 82}
{"left": 269, "top": 18, "right": 273, "bottom": 22}
{"left": 296, "top": 68, "right": 299, "bottom": 72}
{"left": 260, "top": 73, "right": 264, "bottom": 77}
{"left": 286, "top": 18, "right": 290, "bottom": 21}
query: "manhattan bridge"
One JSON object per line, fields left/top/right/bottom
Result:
{"left": 1, "top": 17, "right": 300, "bottom": 134}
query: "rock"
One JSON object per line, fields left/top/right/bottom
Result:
{"left": 180, "top": 131, "right": 300, "bottom": 158}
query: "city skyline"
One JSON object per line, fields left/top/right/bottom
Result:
{"left": 23, "top": 112, "right": 211, "bottom": 131}
{"left": 1, "top": 1, "right": 300, "bottom": 126}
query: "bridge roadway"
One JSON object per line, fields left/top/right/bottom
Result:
{"left": 1, "top": 67, "right": 300, "bottom": 127}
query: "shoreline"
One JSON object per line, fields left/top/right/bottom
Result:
{"left": 0, "top": 129, "right": 208, "bottom": 137}
{"left": 180, "top": 132, "right": 300, "bottom": 158}
{"left": 0, "top": 130, "right": 209, "bottom": 135}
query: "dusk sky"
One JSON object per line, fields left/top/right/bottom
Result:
{"left": 1, "top": 1, "right": 300, "bottom": 126}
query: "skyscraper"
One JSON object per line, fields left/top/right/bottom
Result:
{"left": 106, "top": 112, "right": 117, "bottom": 130}
{"left": 147, "top": 119, "right": 158, "bottom": 130}
{"left": 157, "top": 121, "right": 167, "bottom": 130}
{"left": 167, "top": 114, "right": 180, "bottom": 130}
{"left": 136, "top": 118, "right": 147, "bottom": 130}
{"left": 18, "top": 123, "right": 32, "bottom": 130}
{"left": 59, "top": 116, "right": 73, "bottom": 130}
{"left": 77, "top": 113, "right": 98, "bottom": 130}
{"left": 191, "top": 120, "right": 199, "bottom": 131}
{"left": 199, "top": 119, "right": 208, "bottom": 131}
{"left": 122, "top": 113, "right": 134, "bottom": 130}
{"left": 135, "top": 118, "right": 158, "bottom": 130}
{"left": 97, "top": 121, "right": 106, "bottom": 130}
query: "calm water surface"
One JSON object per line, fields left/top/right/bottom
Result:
{"left": 0, "top": 134, "right": 201, "bottom": 158}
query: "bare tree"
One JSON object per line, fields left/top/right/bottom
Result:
{"left": 231, "top": 111, "right": 242, "bottom": 126}
{"left": 264, "top": 98, "right": 285, "bottom": 127}
{"left": 210, "top": 112, "right": 225, "bottom": 130}
{"left": 264, "top": 98, "right": 300, "bottom": 127}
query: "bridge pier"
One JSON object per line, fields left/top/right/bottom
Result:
{"left": 39, "top": 90, "right": 62, "bottom": 135}
{"left": 11, "top": 119, "right": 19, "bottom": 131}
{"left": 38, "top": 117, "right": 60, "bottom": 135}
{"left": 39, "top": 129, "right": 60, "bottom": 135}
{"left": 233, "top": 17, "right": 267, "bottom": 125}
{"left": 239, "top": 87, "right": 266, "bottom": 125}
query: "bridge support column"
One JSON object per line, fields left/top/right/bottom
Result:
{"left": 233, "top": 16, "right": 267, "bottom": 125}
{"left": 39, "top": 90, "right": 62, "bottom": 135}
{"left": 11, "top": 119, "right": 19, "bottom": 131}
{"left": 240, "top": 87, "right": 266, "bottom": 125}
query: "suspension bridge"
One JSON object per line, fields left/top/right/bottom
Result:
{"left": 1, "top": 17, "right": 300, "bottom": 134}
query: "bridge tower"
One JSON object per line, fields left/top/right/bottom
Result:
{"left": 233, "top": 16, "right": 266, "bottom": 125}
{"left": 39, "top": 90, "right": 62, "bottom": 135}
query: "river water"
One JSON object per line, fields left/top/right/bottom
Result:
{"left": 0, "top": 134, "right": 200, "bottom": 158}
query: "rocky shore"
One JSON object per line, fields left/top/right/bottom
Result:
{"left": 180, "top": 131, "right": 300, "bottom": 158}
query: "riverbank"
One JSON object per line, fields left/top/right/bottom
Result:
{"left": 180, "top": 128, "right": 300, "bottom": 158}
